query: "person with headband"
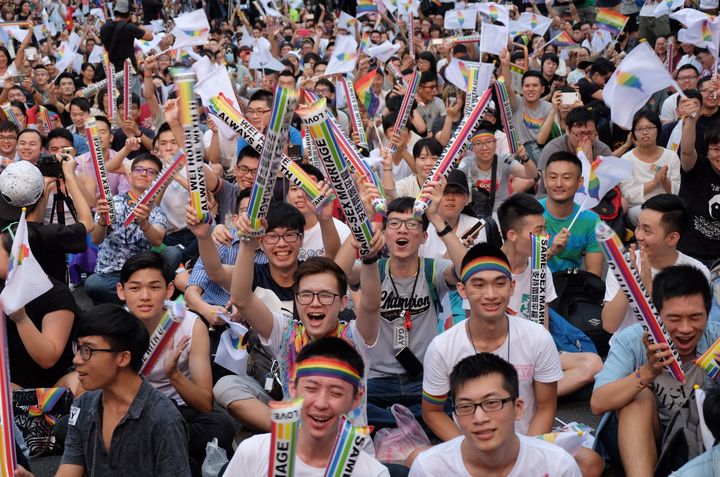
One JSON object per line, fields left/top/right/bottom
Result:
{"left": 224, "top": 337, "right": 390, "bottom": 476}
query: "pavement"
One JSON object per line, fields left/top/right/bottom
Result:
{"left": 25, "top": 287, "right": 610, "bottom": 477}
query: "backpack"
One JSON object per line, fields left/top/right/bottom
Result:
{"left": 592, "top": 186, "right": 625, "bottom": 238}
{"left": 550, "top": 268, "right": 611, "bottom": 357}
{"left": 655, "top": 391, "right": 706, "bottom": 477}
{"left": 379, "top": 258, "right": 442, "bottom": 314}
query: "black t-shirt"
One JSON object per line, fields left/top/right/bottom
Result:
{"left": 577, "top": 77, "right": 601, "bottom": 105}
{"left": 695, "top": 110, "right": 720, "bottom": 157}
{"left": 6, "top": 279, "right": 79, "bottom": 388}
{"left": 29, "top": 222, "right": 87, "bottom": 284}
{"left": 100, "top": 20, "right": 146, "bottom": 70}
{"left": 111, "top": 127, "right": 156, "bottom": 159}
{"left": 678, "top": 156, "right": 720, "bottom": 260}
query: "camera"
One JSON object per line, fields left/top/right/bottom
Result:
{"left": 37, "top": 153, "right": 71, "bottom": 178}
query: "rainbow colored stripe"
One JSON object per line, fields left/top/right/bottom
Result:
{"left": 325, "top": 418, "right": 370, "bottom": 477}
{"left": 388, "top": 71, "right": 420, "bottom": 155}
{"left": 549, "top": 31, "right": 577, "bottom": 47}
{"left": 422, "top": 390, "right": 448, "bottom": 405}
{"left": 354, "top": 69, "right": 380, "bottom": 117}
{"left": 596, "top": 222, "right": 685, "bottom": 383}
{"left": 587, "top": 158, "right": 601, "bottom": 199}
{"left": 179, "top": 28, "right": 208, "bottom": 37}
{"left": 268, "top": 399, "right": 302, "bottom": 477}
{"left": 461, "top": 256, "right": 512, "bottom": 283}
{"left": 0, "top": 310, "right": 17, "bottom": 476}
{"left": 1, "top": 104, "right": 20, "bottom": 128}
{"left": 522, "top": 112, "right": 544, "bottom": 130}
{"left": 28, "top": 388, "right": 67, "bottom": 425}
{"left": 595, "top": 8, "right": 628, "bottom": 35}
{"left": 357, "top": 0, "right": 377, "bottom": 14}
{"left": 86, "top": 117, "right": 116, "bottom": 225}
{"left": 615, "top": 71, "right": 643, "bottom": 91}
{"left": 529, "top": 234, "right": 549, "bottom": 326}
{"left": 695, "top": 337, "right": 720, "bottom": 380}
{"left": 413, "top": 86, "right": 494, "bottom": 218}
{"left": 123, "top": 152, "right": 186, "bottom": 227}
{"left": 140, "top": 303, "right": 184, "bottom": 376}
{"left": 493, "top": 77, "right": 520, "bottom": 155}
{"left": 702, "top": 20, "right": 713, "bottom": 42}
{"left": 295, "top": 357, "right": 362, "bottom": 388}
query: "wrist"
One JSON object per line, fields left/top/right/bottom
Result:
{"left": 139, "top": 220, "right": 150, "bottom": 231}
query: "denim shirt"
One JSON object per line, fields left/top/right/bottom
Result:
{"left": 61, "top": 379, "right": 190, "bottom": 476}
{"left": 672, "top": 445, "right": 720, "bottom": 476}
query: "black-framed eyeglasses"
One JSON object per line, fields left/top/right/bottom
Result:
{"left": 132, "top": 166, "right": 159, "bottom": 176}
{"left": 72, "top": 341, "right": 122, "bottom": 360}
{"left": 452, "top": 396, "right": 516, "bottom": 416}
{"left": 236, "top": 165, "right": 258, "bottom": 175}
{"left": 262, "top": 232, "right": 302, "bottom": 244}
{"left": 386, "top": 218, "right": 421, "bottom": 230}
{"left": 296, "top": 291, "right": 341, "bottom": 305}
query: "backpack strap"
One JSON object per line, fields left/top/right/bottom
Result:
{"left": 378, "top": 257, "right": 388, "bottom": 283}
{"left": 423, "top": 258, "right": 443, "bottom": 314}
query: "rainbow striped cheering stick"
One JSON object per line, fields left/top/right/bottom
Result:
{"left": 123, "top": 151, "right": 186, "bottom": 227}
{"left": 207, "top": 93, "right": 330, "bottom": 209}
{"left": 529, "top": 234, "right": 549, "bottom": 326}
{"left": 387, "top": 70, "right": 420, "bottom": 156}
{"left": 596, "top": 221, "right": 685, "bottom": 383}
{"left": 77, "top": 69, "right": 127, "bottom": 99}
{"left": 301, "top": 89, "right": 386, "bottom": 215}
{"left": 103, "top": 58, "right": 117, "bottom": 126}
{"left": 0, "top": 104, "right": 20, "bottom": 129}
{"left": 413, "top": 86, "right": 494, "bottom": 218}
{"left": 123, "top": 59, "right": 131, "bottom": 121}
{"left": 140, "top": 298, "right": 186, "bottom": 376}
{"left": 246, "top": 86, "right": 299, "bottom": 236}
{"left": 430, "top": 35, "right": 481, "bottom": 45}
{"left": 464, "top": 65, "right": 480, "bottom": 119}
{"left": 173, "top": 69, "right": 211, "bottom": 223}
{"left": 86, "top": 117, "right": 116, "bottom": 226}
{"left": 324, "top": 417, "right": 371, "bottom": 477}
{"left": 695, "top": 337, "right": 720, "bottom": 380}
{"left": 298, "top": 98, "right": 375, "bottom": 256}
{"left": 268, "top": 399, "right": 303, "bottom": 477}
{"left": 386, "top": 62, "right": 408, "bottom": 88}
{"left": 0, "top": 302, "right": 16, "bottom": 477}
{"left": 494, "top": 77, "right": 520, "bottom": 156}
{"left": 339, "top": 76, "right": 369, "bottom": 151}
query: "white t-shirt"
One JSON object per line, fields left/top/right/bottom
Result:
{"left": 420, "top": 214, "right": 487, "bottom": 260}
{"left": 660, "top": 92, "right": 682, "bottom": 123}
{"left": 508, "top": 259, "right": 558, "bottom": 321}
{"left": 202, "top": 128, "right": 239, "bottom": 170}
{"left": 603, "top": 250, "right": 711, "bottom": 338}
{"left": 160, "top": 168, "right": 190, "bottom": 234}
{"left": 226, "top": 433, "right": 390, "bottom": 477}
{"left": 395, "top": 174, "right": 422, "bottom": 199}
{"left": 410, "top": 434, "right": 581, "bottom": 477}
{"left": 299, "top": 217, "right": 351, "bottom": 261}
{"left": 423, "top": 315, "right": 563, "bottom": 434}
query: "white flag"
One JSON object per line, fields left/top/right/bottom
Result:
{"left": 479, "top": 23, "right": 508, "bottom": 56}
{"left": 678, "top": 17, "right": 720, "bottom": 57}
{"left": 0, "top": 211, "right": 52, "bottom": 315}
{"left": 654, "top": 0, "right": 684, "bottom": 17}
{"left": 603, "top": 42, "right": 681, "bottom": 129}
{"left": 325, "top": 35, "right": 358, "bottom": 76}
{"left": 575, "top": 154, "right": 633, "bottom": 208}
{"left": 194, "top": 58, "right": 239, "bottom": 108}
{"left": 366, "top": 40, "right": 401, "bottom": 62}
{"left": 170, "top": 9, "right": 210, "bottom": 49}
{"left": 444, "top": 8, "right": 477, "bottom": 30}
{"left": 670, "top": 8, "right": 710, "bottom": 27}
{"left": 54, "top": 42, "right": 78, "bottom": 74}
{"left": 476, "top": 2, "right": 510, "bottom": 26}
{"left": 214, "top": 314, "right": 249, "bottom": 376}
{"left": 337, "top": 11, "right": 358, "bottom": 31}
{"left": 89, "top": 7, "right": 106, "bottom": 22}
{"left": 518, "top": 12, "right": 552, "bottom": 36}
{"left": 248, "top": 41, "right": 286, "bottom": 72}
{"left": 590, "top": 29, "right": 613, "bottom": 53}
{"left": 3, "top": 27, "right": 29, "bottom": 43}
{"left": 135, "top": 33, "right": 165, "bottom": 55}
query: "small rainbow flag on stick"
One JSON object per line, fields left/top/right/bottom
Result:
{"left": 695, "top": 337, "right": 720, "bottom": 380}
{"left": 595, "top": 8, "right": 628, "bottom": 36}
{"left": 548, "top": 31, "right": 577, "bottom": 47}
{"left": 354, "top": 69, "right": 380, "bottom": 117}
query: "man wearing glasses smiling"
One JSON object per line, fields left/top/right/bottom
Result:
{"left": 411, "top": 353, "right": 580, "bottom": 476}
{"left": 0, "top": 120, "right": 17, "bottom": 168}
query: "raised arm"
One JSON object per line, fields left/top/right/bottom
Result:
{"left": 422, "top": 180, "right": 465, "bottom": 281}
{"left": 354, "top": 229, "right": 384, "bottom": 346}
{"left": 186, "top": 205, "right": 233, "bottom": 290}
{"left": 499, "top": 49, "right": 518, "bottom": 110}
{"left": 142, "top": 54, "right": 161, "bottom": 120}
{"left": 679, "top": 97, "right": 699, "bottom": 171}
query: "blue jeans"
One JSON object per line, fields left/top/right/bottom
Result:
{"left": 85, "top": 272, "right": 122, "bottom": 304}
{"left": 367, "top": 375, "right": 423, "bottom": 429}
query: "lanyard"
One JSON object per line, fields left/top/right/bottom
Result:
{"left": 388, "top": 258, "right": 421, "bottom": 331}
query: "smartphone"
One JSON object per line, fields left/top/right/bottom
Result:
{"left": 461, "top": 219, "right": 486, "bottom": 242}
{"left": 448, "top": 95, "right": 457, "bottom": 107}
{"left": 26, "top": 47, "right": 37, "bottom": 61}
{"left": 561, "top": 92, "right": 579, "bottom": 105}
{"left": 395, "top": 347, "right": 423, "bottom": 379}
{"left": 288, "top": 145, "right": 302, "bottom": 160}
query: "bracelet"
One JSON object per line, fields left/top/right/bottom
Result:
{"left": 634, "top": 368, "right": 649, "bottom": 389}
{"left": 437, "top": 222, "right": 453, "bottom": 237}
{"left": 361, "top": 255, "right": 380, "bottom": 265}
{"left": 518, "top": 155, "right": 530, "bottom": 164}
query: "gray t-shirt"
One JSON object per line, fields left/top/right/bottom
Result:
{"left": 418, "top": 97, "right": 446, "bottom": 130}
{"left": 513, "top": 99, "right": 553, "bottom": 145}
{"left": 373, "top": 258, "right": 451, "bottom": 378}
{"left": 62, "top": 380, "right": 191, "bottom": 476}
{"left": 458, "top": 154, "right": 515, "bottom": 214}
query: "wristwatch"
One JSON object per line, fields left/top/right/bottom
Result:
{"left": 437, "top": 222, "right": 453, "bottom": 237}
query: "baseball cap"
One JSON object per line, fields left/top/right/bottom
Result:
{"left": 0, "top": 161, "right": 44, "bottom": 220}
{"left": 114, "top": 0, "right": 130, "bottom": 14}
{"left": 446, "top": 169, "right": 469, "bottom": 195}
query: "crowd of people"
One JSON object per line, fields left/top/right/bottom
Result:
{"left": 0, "top": 0, "right": 719, "bottom": 475}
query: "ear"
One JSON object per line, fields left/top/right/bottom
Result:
{"left": 115, "top": 349, "right": 132, "bottom": 369}
{"left": 665, "top": 231, "right": 680, "bottom": 248}
{"left": 507, "top": 229, "right": 517, "bottom": 243}
{"left": 350, "top": 386, "right": 364, "bottom": 411}
{"left": 116, "top": 282, "right": 126, "bottom": 302}
{"left": 165, "top": 281, "right": 174, "bottom": 299}
{"left": 514, "top": 397, "right": 525, "bottom": 423}
{"left": 457, "top": 281, "right": 468, "bottom": 299}
{"left": 420, "top": 230, "right": 428, "bottom": 245}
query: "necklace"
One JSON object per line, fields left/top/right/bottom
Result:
{"left": 466, "top": 316, "right": 510, "bottom": 362}
{"left": 388, "top": 257, "right": 421, "bottom": 331}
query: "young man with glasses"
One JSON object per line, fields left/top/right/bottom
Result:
{"left": 660, "top": 64, "right": 699, "bottom": 124}
{"left": 85, "top": 152, "right": 168, "bottom": 304}
{"left": 16, "top": 303, "right": 192, "bottom": 477}
{"left": 537, "top": 107, "right": 613, "bottom": 195}
{"left": 0, "top": 120, "right": 18, "bottom": 167}
{"left": 416, "top": 72, "right": 445, "bottom": 128}
{"left": 688, "top": 76, "right": 720, "bottom": 157}
{"left": 412, "top": 353, "right": 580, "bottom": 476}
{"left": 235, "top": 89, "right": 303, "bottom": 157}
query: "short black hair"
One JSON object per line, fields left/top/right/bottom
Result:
{"left": 521, "top": 70, "right": 544, "bottom": 86}
{"left": 698, "top": 76, "right": 714, "bottom": 93}
{"left": 295, "top": 336, "right": 365, "bottom": 392}
{"left": 640, "top": 194, "right": 687, "bottom": 234}
{"left": 450, "top": 353, "right": 519, "bottom": 403}
{"left": 705, "top": 119, "right": 720, "bottom": 147}
{"left": 703, "top": 385, "right": 720, "bottom": 440}
{"left": 93, "top": 115, "right": 112, "bottom": 131}
{"left": 419, "top": 71, "right": 438, "bottom": 85}
{"left": 267, "top": 200, "right": 305, "bottom": 234}
{"left": 315, "top": 78, "right": 334, "bottom": 94}
{"left": 130, "top": 153, "right": 163, "bottom": 172}
{"left": 120, "top": 251, "right": 175, "bottom": 286}
{"left": 0, "top": 120, "right": 18, "bottom": 136}
{"left": 69, "top": 97, "right": 91, "bottom": 113}
{"left": 55, "top": 72, "right": 75, "bottom": 86}
{"left": 382, "top": 110, "right": 399, "bottom": 133}
{"left": 677, "top": 63, "right": 699, "bottom": 76}
{"left": 412, "top": 138, "right": 443, "bottom": 159}
{"left": 237, "top": 145, "right": 261, "bottom": 162}
{"left": 652, "top": 265, "right": 712, "bottom": 314}
{"left": 545, "top": 150, "right": 582, "bottom": 176}
{"left": 235, "top": 188, "right": 252, "bottom": 214}
{"left": 77, "top": 304, "right": 150, "bottom": 373}
{"left": 47, "top": 127, "right": 74, "bottom": 145}
{"left": 566, "top": 107, "right": 595, "bottom": 130}
{"left": 248, "top": 89, "right": 273, "bottom": 108}
{"left": 152, "top": 122, "right": 173, "bottom": 149}
{"left": 385, "top": 197, "right": 429, "bottom": 231}
{"left": 18, "top": 128, "right": 42, "bottom": 145}
{"left": 497, "top": 193, "right": 545, "bottom": 239}
{"left": 541, "top": 53, "right": 559, "bottom": 67}
{"left": 631, "top": 110, "right": 662, "bottom": 141}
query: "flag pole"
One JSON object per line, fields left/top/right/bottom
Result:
{"left": 567, "top": 196, "right": 588, "bottom": 231}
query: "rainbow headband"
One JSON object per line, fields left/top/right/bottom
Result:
{"left": 461, "top": 257, "right": 512, "bottom": 283}
{"left": 471, "top": 131, "right": 495, "bottom": 143}
{"left": 294, "top": 358, "right": 361, "bottom": 388}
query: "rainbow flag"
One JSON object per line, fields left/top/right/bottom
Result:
{"left": 695, "top": 337, "right": 720, "bottom": 380}
{"left": 548, "top": 31, "right": 577, "bottom": 47}
{"left": 179, "top": 27, "right": 208, "bottom": 37}
{"left": 596, "top": 8, "right": 628, "bottom": 35}
{"left": 354, "top": 69, "right": 380, "bottom": 116}
{"left": 357, "top": 0, "right": 377, "bottom": 16}
{"left": 359, "top": 32, "right": 370, "bottom": 54}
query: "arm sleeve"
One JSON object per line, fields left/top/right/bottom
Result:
{"left": 185, "top": 257, "right": 209, "bottom": 289}
{"left": 532, "top": 327, "right": 564, "bottom": 383}
{"left": 59, "top": 399, "right": 87, "bottom": 466}
{"left": 660, "top": 96, "right": 677, "bottom": 122}
{"left": 128, "top": 23, "right": 147, "bottom": 40}
{"left": 593, "top": 326, "right": 644, "bottom": 390}
{"left": 422, "top": 339, "right": 450, "bottom": 404}
{"left": 153, "top": 409, "right": 191, "bottom": 476}
{"left": 584, "top": 214, "right": 602, "bottom": 253}
{"left": 667, "top": 151, "right": 681, "bottom": 195}
{"left": 148, "top": 205, "right": 168, "bottom": 229}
